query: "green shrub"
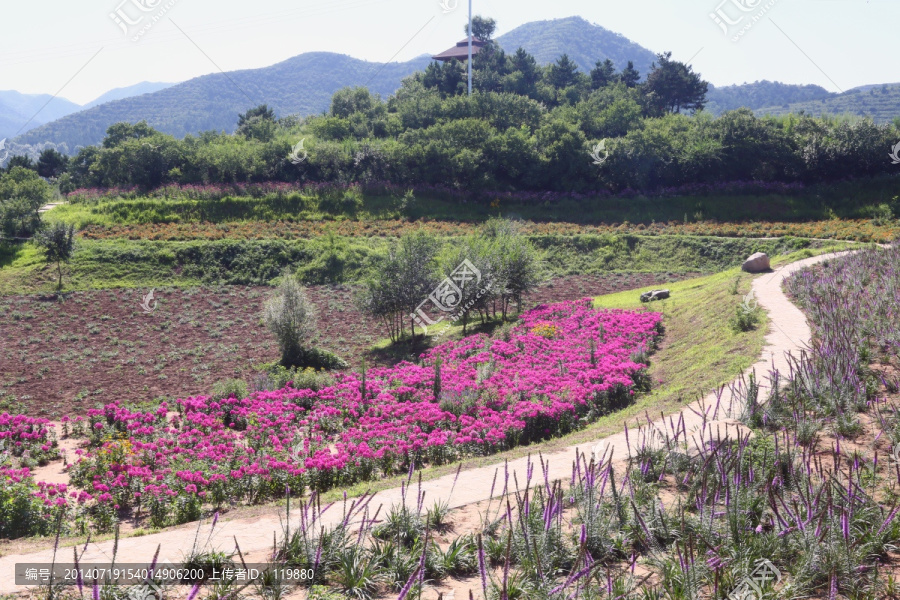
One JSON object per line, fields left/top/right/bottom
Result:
{"left": 253, "top": 365, "right": 338, "bottom": 395}
{"left": 731, "top": 303, "right": 761, "bottom": 332}
{"left": 868, "top": 202, "right": 895, "bottom": 226}
{"left": 263, "top": 273, "right": 318, "bottom": 366}
{"left": 0, "top": 478, "right": 61, "bottom": 538}
{"left": 210, "top": 378, "right": 249, "bottom": 401}
{"left": 318, "top": 184, "right": 363, "bottom": 214}
{"left": 0, "top": 167, "right": 50, "bottom": 239}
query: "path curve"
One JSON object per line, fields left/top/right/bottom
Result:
{"left": 0, "top": 250, "right": 845, "bottom": 593}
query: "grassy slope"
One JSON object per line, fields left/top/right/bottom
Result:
{"left": 0, "top": 235, "right": 816, "bottom": 295}
{"left": 45, "top": 174, "right": 900, "bottom": 227}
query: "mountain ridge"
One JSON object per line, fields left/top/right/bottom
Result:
{"left": 10, "top": 16, "right": 900, "bottom": 151}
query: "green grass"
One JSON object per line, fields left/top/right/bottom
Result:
{"left": 0, "top": 234, "right": 845, "bottom": 295}
{"left": 50, "top": 175, "right": 900, "bottom": 226}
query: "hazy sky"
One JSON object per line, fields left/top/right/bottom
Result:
{"left": 1, "top": 0, "right": 897, "bottom": 106}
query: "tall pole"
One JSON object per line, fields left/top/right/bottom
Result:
{"left": 467, "top": 0, "right": 472, "bottom": 95}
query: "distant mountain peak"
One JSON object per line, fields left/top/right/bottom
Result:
{"left": 84, "top": 82, "right": 176, "bottom": 110}
{"left": 496, "top": 16, "right": 658, "bottom": 75}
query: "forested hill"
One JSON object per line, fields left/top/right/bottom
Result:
{"left": 754, "top": 83, "right": 900, "bottom": 124}
{"left": 495, "top": 16, "right": 657, "bottom": 75}
{"left": 705, "top": 80, "right": 833, "bottom": 115}
{"left": 13, "top": 17, "right": 662, "bottom": 151}
{"left": 13, "top": 52, "right": 433, "bottom": 151}
{"left": 12, "top": 16, "right": 900, "bottom": 152}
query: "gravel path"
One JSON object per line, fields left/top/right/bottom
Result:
{"left": 0, "top": 251, "right": 843, "bottom": 594}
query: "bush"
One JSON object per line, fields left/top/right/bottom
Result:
{"left": 296, "top": 231, "right": 348, "bottom": 284}
{"left": 731, "top": 303, "right": 761, "bottom": 332}
{"left": 294, "top": 348, "right": 348, "bottom": 370}
{"left": 263, "top": 273, "right": 318, "bottom": 367}
{"left": 210, "top": 378, "right": 248, "bottom": 401}
{"left": 253, "top": 365, "right": 336, "bottom": 392}
{"left": 0, "top": 167, "right": 50, "bottom": 239}
{"left": 318, "top": 184, "right": 363, "bottom": 214}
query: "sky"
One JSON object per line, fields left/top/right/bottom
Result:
{"left": 0, "top": 0, "right": 897, "bottom": 106}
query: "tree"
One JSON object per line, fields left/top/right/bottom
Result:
{"left": 5, "top": 155, "right": 36, "bottom": 172}
{"left": 0, "top": 167, "right": 51, "bottom": 239}
{"left": 465, "top": 15, "right": 497, "bottom": 41}
{"left": 356, "top": 231, "right": 439, "bottom": 342}
{"left": 619, "top": 61, "right": 641, "bottom": 88}
{"left": 590, "top": 59, "right": 617, "bottom": 90}
{"left": 480, "top": 218, "right": 542, "bottom": 319}
{"left": 503, "top": 48, "right": 541, "bottom": 98}
{"left": 330, "top": 87, "right": 376, "bottom": 119}
{"left": 438, "top": 235, "right": 496, "bottom": 335}
{"left": 94, "top": 134, "right": 184, "bottom": 188}
{"left": 238, "top": 104, "right": 276, "bottom": 126}
{"left": 263, "top": 273, "right": 318, "bottom": 366}
{"left": 102, "top": 121, "right": 157, "bottom": 148}
{"left": 35, "top": 223, "right": 75, "bottom": 290}
{"left": 37, "top": 149, "right": 69, "bottom": 178}
{"left": 547, "top": 54, "right": 580, "bottom": 90}
{"left": 472, "top": 44, "right": 509, "bottom": 94}
{"left": 67, "top": 146, "right": 103, "bottom": 188}
{"left": 237, "top": 105, "right": 277, "bottom": 142}
{"left": 423, "top": 60, "right": 467, "bottom": 97}
{"left": 642, "top": 52, "right": 708, "bottom": 115}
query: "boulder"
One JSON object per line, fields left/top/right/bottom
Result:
{"left": 741, "top": 252, "right": 770, "bottom": 273}
{"left": 640, "top": 289, "right": 670, "bottom": 303}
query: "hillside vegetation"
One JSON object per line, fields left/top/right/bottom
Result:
{"left": 705, "top": 80, "right": 833, "bottom": 115}
{"left": 495, "top": 16, "right": 657, "bottom": 75}
{"left": 757, "top": 82, "right": 900, "bottom": 124}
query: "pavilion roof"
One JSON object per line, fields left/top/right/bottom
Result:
{"left": 431, "top": 37, "right": 487, "bottom": 61}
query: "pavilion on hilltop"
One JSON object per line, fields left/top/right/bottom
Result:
{"left": 431, "top": 37, "right": 486, "bottom": 62}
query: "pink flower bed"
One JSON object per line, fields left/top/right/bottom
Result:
{"left": 3, "top": 299, "right": 662, "bottom": 529}
{"left": 0, "top": 413, "right": 58, "bottom": 461}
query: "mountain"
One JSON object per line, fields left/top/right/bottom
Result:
{"left": 753, "top": 83, "right": 900, "bottom": 123}
{"left": 0, "top": 90, "right": 81, "bottom": 140}
{"left": 705, "top": 80, "right": 833, "bottom": 115}
{"left": 15, "top": 52, "right": 433, "bottom": 151}
{"left": 496, "top": 16, "right": 657, "bottom": 77}
{"left": 15, "top": 17, "right": 662, "bottom": 152}
{"left": 83, "top": 82, "right": 175, "bottom": 110}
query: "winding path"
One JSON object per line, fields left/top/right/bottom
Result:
{"left": 0, "top": 251, "right": 843, "bottom": 594}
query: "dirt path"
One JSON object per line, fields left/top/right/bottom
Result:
{"left": 0, "top": 251, "right": 843, "bottom": 595}
{"left": 38, "top": 202, "right": 65, "bottom": 214}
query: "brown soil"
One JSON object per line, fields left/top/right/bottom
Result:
{"left": 0, "top": 273, "right": 696, "bottom": 417}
